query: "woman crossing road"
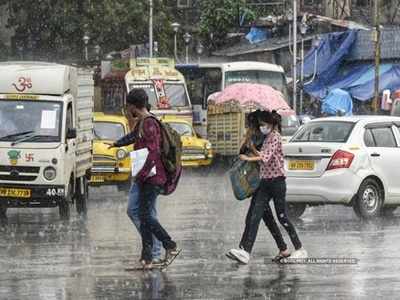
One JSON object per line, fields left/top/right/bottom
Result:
{"left": 227, "top": 110, "right": 308, "bottom": 264}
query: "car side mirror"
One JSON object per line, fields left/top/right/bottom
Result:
{"left": 67, "top": 128, "right": 77, "bottom": 139}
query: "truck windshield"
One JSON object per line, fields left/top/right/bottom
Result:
{"left": 94, "top": 122, "right": 125, "bottom": 141}
{"left": 0, "top": 100, "right": 62, "bottom": 142}
{"left": 130, "top": 83, "right": 189, "bottom": 108}
{"left": 225, "top": 70, "right": 288, "bottom": 99}
{"left": 129, "top": 84, "right": 158, "bottom": 108}
{"left": 164, "top": 83, "right": 189, "bottom": 107}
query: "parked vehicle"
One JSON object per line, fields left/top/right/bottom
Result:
{"left": 90, "top": 113, "right": 132, "bottom": 191}
{"left": 0, "top": 62, "right": 94, "bottom": 220}
{"left": 284, "top": 116, "right": 400, "bottom": 219}
{"left": 161, "top": 116, "right": 213, "bottom": 167}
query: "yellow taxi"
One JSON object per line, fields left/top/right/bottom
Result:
{"left": 161, "top": 116, "right": 213, "bottom": 167}
{"left": 90, "top": 113, "right": 133, "bottom": 190}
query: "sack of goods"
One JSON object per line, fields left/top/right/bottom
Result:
{"left": 229, "top": 160, "right": 260, "bottom": 201}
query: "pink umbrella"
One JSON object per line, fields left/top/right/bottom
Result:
{"left": 215, "top": 83, "right": 292, "bottom": 113}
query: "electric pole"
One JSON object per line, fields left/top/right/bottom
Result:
{"left": 149, "top": 0, "right": 153, "bottom": 58}
{"left": 293, "top": 0, "right": 298, "bottom": 113}
{"left": 373, "top": 0, "right": 380, "bottom": 113}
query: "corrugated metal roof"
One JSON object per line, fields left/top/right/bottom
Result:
{"left": 213, "top": 35, "right": 316, "bottom": 57}
{"left": 347, "top": 28, "right": 400, "bottom": 61}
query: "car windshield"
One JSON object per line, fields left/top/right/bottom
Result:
{"left": 167, "top": 122, "right": 193, "bottom": 136}
{"left": 0, "top": 100, "right": 62, "bottom": 142}
{"left": 94, "top": 121, "right": 125, "bottom": 141}
{"left": 281, "top": 115, "right": 301, "bottom": 137}
{"left": 292, "top": 121, "right": 355, "bottom": 143}
{"left": 164, "top": 84, "right": 189, "bottom": 107}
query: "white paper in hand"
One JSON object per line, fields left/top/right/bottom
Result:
{"left": 130, "top": 148, "right": 149, "bottom": 177}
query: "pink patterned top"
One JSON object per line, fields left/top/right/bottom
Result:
{"left": 259, "top": 131, "right": 285, "bottom": 179}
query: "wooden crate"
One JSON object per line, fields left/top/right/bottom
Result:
{"left": 208, "top": 106, "right": 246, "bottom": 156}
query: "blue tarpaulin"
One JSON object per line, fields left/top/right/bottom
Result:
{"left": 301, "top": 30, "right": 357, "bottom": 83}
{"left": 305, "top": 64, "right": 400, "bottom": 101}
{"left": 246, "top": 27, "right": 269, "bottom": 44}
{"left": 302, "top": 30, "right": 400, "bottom": 101}
{"left": 321, "top": 88, "right": 353, "bottom": 116}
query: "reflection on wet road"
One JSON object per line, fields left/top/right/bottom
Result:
{"left": 1, "top": 165, "right": 400, "bottom": 299}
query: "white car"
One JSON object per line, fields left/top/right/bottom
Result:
{"left": 284, "top": 116, "right": 400, "bottom": 219}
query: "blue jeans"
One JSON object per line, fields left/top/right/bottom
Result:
{"left": 127, "top": 183, "right": 162, "bottom": 259}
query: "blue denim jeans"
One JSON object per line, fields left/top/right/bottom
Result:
{"left": 127, "top": 183, "right": 162, "bottom": 259}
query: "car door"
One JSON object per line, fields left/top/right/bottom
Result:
{"left": 364, "top": 123, "right": 400, "bottom": 203}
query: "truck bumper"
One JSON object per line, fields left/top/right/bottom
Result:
{"left": 0, "top": 184, "right": 65, "bottom": 208}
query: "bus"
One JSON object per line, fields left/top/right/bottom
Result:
{"left": 176, "top": 61, "right": 290, "bottom": 137}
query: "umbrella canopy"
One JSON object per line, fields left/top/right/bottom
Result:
{"left": 214, "top": 83, "right": 292, "bottom": 113}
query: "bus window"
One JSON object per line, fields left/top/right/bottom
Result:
{"left": 225, "top": 70, "right": 285, "bottom": 90}
{"left": 164, "top": 83, "right": 189, "bottom": 107}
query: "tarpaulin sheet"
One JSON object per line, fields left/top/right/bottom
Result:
{"left": 302, "top": 30, "right": 400, "bottom": 101}
{"left": 301, "top": 30, "right": 357, "bottom": 82}
{"left": 305, "top": 64, "right": 400, "bottom": 101}
{"left": 321, "top": 88, "right": 353, "bottom": 115}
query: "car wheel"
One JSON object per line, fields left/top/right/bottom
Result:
{"left": 59, "top": 184, "right": 72, "bottom": 220}
{"left": 354, "top": 179, "right": 383, "bottom": 219}
{"left": 76, "top": 177, "right": 88, "bottom": 215}
{"left": 382, "top": 206, "right": 398, "bottom": 216}
{"left": 287, "top": 203, "right": 307, "bottom": 219}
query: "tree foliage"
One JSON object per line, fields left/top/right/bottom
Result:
{"left": 199, "top": 0, "right": 255, "bottom": 50}
{"left": 3, "top": 0, "right": 178, "bottom": 61}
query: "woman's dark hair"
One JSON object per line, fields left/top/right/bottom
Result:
{"left": 247, "top": 109, "right": 262, "bottom": 129}
{"left": 126, "top": 88, "right": 148, "bottom": 109}
{"left": 259, "top": 110, "right": 282, "bottom": 133}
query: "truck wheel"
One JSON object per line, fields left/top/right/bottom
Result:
{"left": 287, "top": 203, "right": 307, "bottom": 219}
{"left": 59, "top": 184, "right": 72, "bottom": 220}
{"left": 76, "top": 177, "right": 88, "bottom": 215}
{"left": 353, "top": 179, "right": 383, "bottom": 219}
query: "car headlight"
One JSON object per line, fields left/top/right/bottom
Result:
{"left": 43, "top": 166, "right": 57, "bottom": 181}
{"left": 116, "top": 149, "right": 127, "bottom": 160}
{"left": 205, "top": 142, "right": 212, "bottom": 150}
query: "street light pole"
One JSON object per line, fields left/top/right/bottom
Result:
{"left": 171, "top": 22, "right": 180, "bottom": 62}
{"left": 83, "top": 34, "right": 90, "bottom": 62}
{"left": 183, "top": 32, "right": 192, "bottom": 64}
{"left": 293, "top": 0, "right": 298, "bottom": 114}
{"left": 373, "top": 0, "right": 380, "bottom": 113}
{"left": 299, "top": 22, "right": 307, "bottom": 114}
{"left": 149, "top": 0, "right": 153, "bottom": 58}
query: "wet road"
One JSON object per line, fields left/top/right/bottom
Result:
{"left": 1, "top": 165, "right": 400, "bottom": 300}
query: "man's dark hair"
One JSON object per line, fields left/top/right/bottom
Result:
{"left": 126, "top": 88, "right": 148, "bottom": 109}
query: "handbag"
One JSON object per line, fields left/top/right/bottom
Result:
{"left": 229, "top": 159, "right": 260, "bottom": 201}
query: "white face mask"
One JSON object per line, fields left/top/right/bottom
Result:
{"left": 260, "top": 126, "right": 271, "bottom": 135}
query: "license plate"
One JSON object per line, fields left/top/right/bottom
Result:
{"left": 90, "top": 175, "right": 105, "bottom": 183}
{"left": 288, "top": 160, "right": 315, "bottom": 170}
{"left": 0, "top": 188, "right": 31, "bottom": 198}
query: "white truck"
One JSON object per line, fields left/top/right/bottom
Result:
{"left": 0, "top": 62, "right": 94, "bottom": 220}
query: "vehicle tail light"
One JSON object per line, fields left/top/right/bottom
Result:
{"left": 326, "top": 150, "right": 354, "bottom": 171}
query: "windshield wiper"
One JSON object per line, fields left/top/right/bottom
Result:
{"left": 0, "top": 130, "right": 34, "bottom": 141}
{"left": 12, "top": 134, "right": 58, "bottom": 146}
{"left": 11, "top": 132, "right": 41, "bottom": 146}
